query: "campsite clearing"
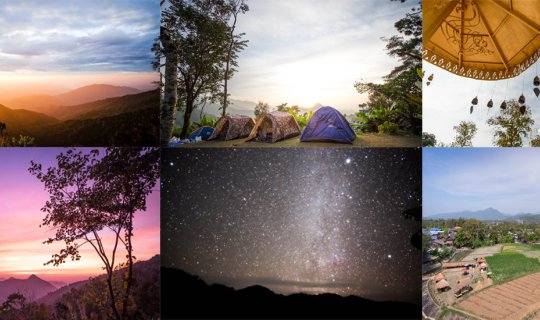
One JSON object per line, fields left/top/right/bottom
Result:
{"left": 176, "top": 133, "right": 421, "bottom": 148}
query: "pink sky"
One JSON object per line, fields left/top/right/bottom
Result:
{"left": 0, "top": 148, "right": 160, "bottom": 284}
{"left": 0, "top": 72, "right": 158, "bottom": 100}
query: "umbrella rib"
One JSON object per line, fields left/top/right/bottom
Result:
{"left": 459, "top": 0, "right": 465, "bottom": 69}
{"left": 424, "top": 0, "right": 459, "bottom": 43}
{"left": 475, "top": 2, "right": 508, "bottom": 70}
{"left": 486, "top": 0, "right": 540, "bottom": 35}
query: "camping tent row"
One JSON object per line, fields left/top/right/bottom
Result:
{"left": 189, "top": 107, "right": 356, "bottom": 144}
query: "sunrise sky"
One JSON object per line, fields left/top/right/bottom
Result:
{"left": 225, "top": 0, "right": 415, "bottom": 113}
{"left": 0, "top": 148, "right": 160, "bottom": 284}
{"left": 0, "top": 0, "right": 159, "bottom": 99}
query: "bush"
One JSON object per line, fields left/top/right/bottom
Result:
{"left": 377, "top": 121, "right": 399, "bottom": 134}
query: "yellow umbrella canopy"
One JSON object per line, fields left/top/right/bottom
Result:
{"left": 423, "top": 0, "right": 540, "bottom": 81}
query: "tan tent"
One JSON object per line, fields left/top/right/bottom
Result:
{"left": 208, "top": 115, "right": 255, "bottom": 141}
{"left": 433, "top": 273, "right": 445, "bottom": 282}
{"left": 423, "top": 0, "right": 540, "bottom": 80}
{"left": 436, "top": 279, "right": 451, "bottom": 291}
{"left": 247, "top": 111, "right": 301, "bottom": 143}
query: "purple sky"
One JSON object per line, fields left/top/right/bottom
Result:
{"left": 0, "top": 148, "right": 160, "bottom": 283}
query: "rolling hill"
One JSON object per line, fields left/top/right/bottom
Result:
{"left": 162, "top": 267, "right": 419, "bottom": 319}
{"left": 2, "top": 84, "right": 141, "bottom": 113}
{"left": 0, "top": 275, "right": 56, "bottom": 303}
{"left": 0, "top": 90, "right": 159, "bottom": 146}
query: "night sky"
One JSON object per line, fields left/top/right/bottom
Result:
{"left": 162, "top": 148, "right": 421, "bottom": 304}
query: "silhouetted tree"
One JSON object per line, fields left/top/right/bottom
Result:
{"left": 221, "top": 0, "right": 249, "bottom": 116}
{"left": 28, "top": 148, "right": 159, "bottom": 320}
{"left": 451, "top": 121, "right": 477, "bottom": 147}
{"left": 487, "top": 100, "right": 534, "bottom": 147}
{"left": 161, "top": 0, "right": 230, "bottom": 139}
{"left": 354, "top": 1, "right": 422, "bottom": 134}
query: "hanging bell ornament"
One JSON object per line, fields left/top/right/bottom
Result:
{"left": 520, "top": 105, "right": 526, "bottom": 115}
{"left": 470, "top": 105, "right": 474, "bottom": 114}
{"left": 500, "top": 100, "right": 507, "bottom": 109}
{"left": 534, "top": 88, "right": 540, "bottom": 97}
{"left": 487, "top": 99, "right": 493, "bottom": 108}
{"left": 519, "top": 94, "right": 526, "bottom": 104}
{"left": 471, "top": 97, "right": 478, "bottom": 105}
{"left": 534, "top": 76, "right": 540, "bottom": 86}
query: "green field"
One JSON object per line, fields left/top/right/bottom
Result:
{"left": 486, "top": 251, "right": 540, "bottom": 284}
{"left": 502, "top": 243, "right": 540, "bottom": 259}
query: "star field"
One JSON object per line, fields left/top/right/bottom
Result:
{"left": 162, "top": 148, "right": 421, "bottom": 304}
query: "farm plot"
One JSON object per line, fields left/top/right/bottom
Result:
{"left": 456, "top": 271, "right": 540, "bottom": 320}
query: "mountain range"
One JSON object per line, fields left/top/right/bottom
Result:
{"left": 162, "top": 267, "right": 419, "bottom": 319}
{"left": 1, "top": 84, "right": 140, "bottom": 112}
{"left": 425, "top": 207, "right": 540, "bottom": 221}
{"left": 0, "top": 85, "right": 159, "bottom": 146}
{"left": 0, "top": 274, "right": 57, "bottom": 303}
{"left": 0, "top": 256, "right": 160, "bottom": 319}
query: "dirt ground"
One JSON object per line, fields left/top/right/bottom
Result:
{"left": 435, "top": 266, "right": 493, "bottom": 307}
{"left": 175, "top": 134, "right": 421, "bottom": 148}
{"left": 456, "top": 271, "right": 540, "bottom": 320}
{"left": 463, "top": 245, "right": 502, "bottom": 261}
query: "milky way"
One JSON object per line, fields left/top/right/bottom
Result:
{"left": 162, "top": 148, "right": 421, "bottom": 304}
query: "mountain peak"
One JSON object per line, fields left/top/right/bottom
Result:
{"left": 28, "top": 274, "right": 40, "bottom": 280}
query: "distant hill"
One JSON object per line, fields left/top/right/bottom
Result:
{"left": 36, "top": 255, "right": 160, "bottom": 319}
{"left": 2, "top": 84, "right": 141, "bottom": 112}
{"left": 162, "top": 267, "right": 419, "bottom": 319}
{"left": 0, "top": 275, "right": 56, "bottom": 303}
{"left": 1, "top": 90, "right": 159, "bottom": 146}
{"left": 0, "top": 104, "right": 60, "bottom": 137}
{"left": 56, "top": 84, "right": 140, "bottom": 106}
{"left": 425, "top": 207, "right": 509, "bottom": 221}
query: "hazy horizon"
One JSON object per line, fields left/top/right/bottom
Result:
{"left": 222, "top": 0, "right": 414, "bottom": 113}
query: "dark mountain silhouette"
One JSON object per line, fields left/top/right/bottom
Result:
{"left": 0, "top": 90, "right": 159, "bottom": 146}
{"left": 2, "top": 84, "right": 140, "bottom": 112}
{"left": 162, "top": 267, "right": 420, "bottom": 319}
{"left": 0, "top": 274, "right": 56, "bottom": 303}
{"left": 0, "top": 104, "right": 60, "bottom": 136}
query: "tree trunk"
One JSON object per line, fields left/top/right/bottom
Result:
{"left": 106, "top": 271, "right": 121, "bottom": 320}
{"left": 121, "top": 214, "right": 134, "bottom": 320}
{"left": 222, "top": 7, "right": 239, "bottom": 117}
{"left": 180, "top": 97, "right": 195, "bottom": 138}
{"left": 160, "top": 27, "right": 179, "bottom": 147}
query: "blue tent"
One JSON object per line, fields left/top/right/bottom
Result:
{"left": 188, "top": 126, "right": 214, "bottom": 141}
{"left": 300, "top": 106, "right": 356, "bottom": 143}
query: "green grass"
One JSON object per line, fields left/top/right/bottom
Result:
{"left": 486, "top": 251, "right": 540, "bottom": 284}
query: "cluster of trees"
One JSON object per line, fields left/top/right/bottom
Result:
{"left": 354, "top": 0, "right": 422, "bottom": 136}
{"left": 424, "top": 100, "right": 540, "bottom": 147}
{"left": 156, "top": 0, "right": 249, "bottom": 144}
{"left": 424, "top": 219, "right": 540, "bottom": 250}
{"left": 28, "top": 148, "right": 159, "bottom": 320}
{"left": 0, "top": 293, "right": 50, "bottom": 320}
{"left": 0, "top": 122, "right": 35, "bottom": 147}
{"left": 254, "top": 102, "right": 313, "bottom": 129}
{"left": 0, "top": 257, "right": 159, "bottom": 320}
{"left": 423, "top": 121, "right": 477, "bottom": 147}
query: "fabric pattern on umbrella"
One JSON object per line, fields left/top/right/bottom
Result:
{"left": 424, "top": 0, "right": 540, "bottom": 80}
